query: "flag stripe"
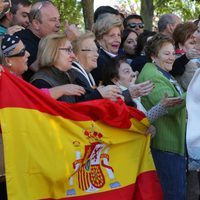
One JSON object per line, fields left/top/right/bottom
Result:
{"left": 0, "top": 70, "right": 146, "bottom": 129}
{"left": 42, "top": 171, "right": 162, "bottom": 200}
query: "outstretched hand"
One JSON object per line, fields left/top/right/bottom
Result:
{"left": 128, "top": 80, "right": 155, "bottom": 98}
{"left": 160, "top": 93, "right": 183, "bottom": 107}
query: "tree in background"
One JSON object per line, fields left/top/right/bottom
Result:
{"left": 30, "top": 0, "right": 83, "bottom": 28}
{"left": 116, "top": 0, "right": 200, "bottom": 30}
{"left": 29, "top": 0, "right": 200, "bottom": 31}
{"left": 81, "top": 0, "right": 94, "bottom": 30}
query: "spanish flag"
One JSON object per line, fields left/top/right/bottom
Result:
{"left": 0, "top": 68, "right": 163, "bottom": 200}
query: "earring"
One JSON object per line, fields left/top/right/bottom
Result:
{"left": 8, "top": 63, "right": 12, "bottom": 66}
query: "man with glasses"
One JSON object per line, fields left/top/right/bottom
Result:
{"left": 10, "top": 0, "right": 31, "bottom": 28}
{"left": 123, "top": 14, "right": 144, "bottom": 35}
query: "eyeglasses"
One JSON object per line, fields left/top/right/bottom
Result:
{"left": 6, "top": 48, "right": 26, "bottom": 57}
{"left": 127, "top": 23, "right": 144, "bottom": 29}
{"left": 59, "top": 47, "right": 74, "bottom": 54}
{"left": 81, "top": 49, "right": 99, "bottom": 53}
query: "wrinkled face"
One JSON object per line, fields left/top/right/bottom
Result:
{"left": 126, "top": 18, "right": 144, "bottom": 35}
{"left": 118, "top": 62, "right": 137, "bottom": 87}
{"left": 99, "top": 26, "right": 121, "bottom": 55}
{"left": 123, "top": 32, "right": 138, "bottom": 55}
{"left": 38, "top": 4, "right": 60, "bottom": 38}
{"left": 6, "top": 40, "right": 30, "bottom": 75}
{"left": 153, "top": 42, "right": 175, "bottom": 72}
{"left": 54, "top": 40, "right": 75, "bottom": 71}
{"left": 12, "top": 4, "right": 31, "bottom": 28}
{"left": 77, "top": 38, "right": 99, "bottom": 72}
{"left": 180, "top": 35, "right": 195, "bottom": 52}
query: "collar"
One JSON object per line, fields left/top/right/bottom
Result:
{"left": 72, "top": 61, "right": 96, "bottom": 87}
{"left": 101, "top": 47, "right": 117, "bottom": 58}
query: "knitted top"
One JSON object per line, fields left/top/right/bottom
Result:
{"left": 137, "top": 62, "right": 186, "bottom": 156}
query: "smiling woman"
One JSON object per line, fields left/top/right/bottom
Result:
{"left": 69, "top": 31, "right": 122, "bottom": 102}
{"left": 1, "top": 34, "right": 30, "bottom": 77}
{"left": 137, "top": 33, "right": 187, "bottom": 200}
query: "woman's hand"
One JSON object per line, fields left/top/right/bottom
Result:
{"left": 160, "top": 93, "right": 183, "bottom": 107}
{"left": 146, "top": 125, "right": 156, "bottom": 138}
{"left": 128, "top": 80, "right": 154, "bottom": 98}
{"left": 49, "top": 84, "right": 85, "bottom": 99}
{"left": 97, "top": 85, "right": 122, "bottom": 101}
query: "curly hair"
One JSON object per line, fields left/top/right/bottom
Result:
{"left": 144, "top": 33, "right": 174, "bottom": 59}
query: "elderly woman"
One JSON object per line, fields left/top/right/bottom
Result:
{"left": 30, "top": 33, "right": 85, "bottom": 103}
{"left": 137, "top": 33, "right": 186, "bottom": 200}
{"left": 92, "top": 13, "right": 123, "bottom": 85}
{"left": 92, "top": 14, "right": 155, "bottom": 102}
{"left": 0, "top": 33, "right": 30, "bottom": 200}
{"left": 70, "top": 31, "right": 122, "bottom": 102}
{"left": 0, "top": 34, "right": 30, "bottom": 76}
{"left": 102, "top": 55, "right": 183, "bottom": 124}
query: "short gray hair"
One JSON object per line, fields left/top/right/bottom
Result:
{"left": 158, "top": 13, "right": 177, "bottom": 32}
{"left": 92, "top": 13, "right": 123, "bottom": 40}
{"left": 29, "top": 0, "right": 54, "bottom": 23}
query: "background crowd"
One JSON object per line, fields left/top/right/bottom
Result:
{"left": 0, "top": 0, "right": 200, "bottom": 200}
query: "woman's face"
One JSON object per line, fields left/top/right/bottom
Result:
{"left": 77, "top": 38, "right": 99, "bottom": 72}
{"left": 6, "top": 40, "right": 30, "bottom": 76}
{"left": 123, "top": 32, "right": 138, "bottom": 55}
{"left": 54, "top": 40, "right": 75, "bottom": 71}
{"left": 179, "top": 35, "right": 195, "bottom": 52}
{"left": 153, "top": 42, "right": 175, "bottom": 72}
{"left": 118, "top": 62, "right": 137, "bottom": 87}
{"left": 99, "top": 26, "right": 121, "bottom": 55}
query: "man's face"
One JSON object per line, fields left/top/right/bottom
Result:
{"left": 126, "top": 18, "right": 144, "bottom": 35}
{"left": 12, "top": 4, "right": 31, "bottom": 28}
{"left": 38, "top": 4, "right": 60, "bottom": 38}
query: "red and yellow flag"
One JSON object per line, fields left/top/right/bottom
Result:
{"left": 0, "top": 68, "right": 163, "bottom": 200}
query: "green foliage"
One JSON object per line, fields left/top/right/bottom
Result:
{"left": 116, "top": 0, "right": 200, "bottom": 21}
{"left": 154, "top": 0, "right": 200, "bottom": 21}
{"left": 29, "top": 0, "right": 83, "bottom": 26}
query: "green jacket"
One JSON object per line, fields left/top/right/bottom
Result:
{"left": 137, "top": 63, "right": 186, "bottom": 156}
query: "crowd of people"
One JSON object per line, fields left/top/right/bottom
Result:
{"left": 0, "top": 0, "right": 200, "bottom": 199}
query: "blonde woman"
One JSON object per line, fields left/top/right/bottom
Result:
{"left": 30, "top": 33, "right": 85, "bottom": 103}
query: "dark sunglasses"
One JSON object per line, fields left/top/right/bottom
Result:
{"left": 128, "top": 23, "right": 144, "bottom": 29}
{"left": 6, "top": 48, "right": 26, "bottom": 57}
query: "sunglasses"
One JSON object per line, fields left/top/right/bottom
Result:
{"left": 6, "top": 48, "right": 26, "bottom": 57}
{"left": 128, "top": 23, "right": 144, "bottom": 29}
